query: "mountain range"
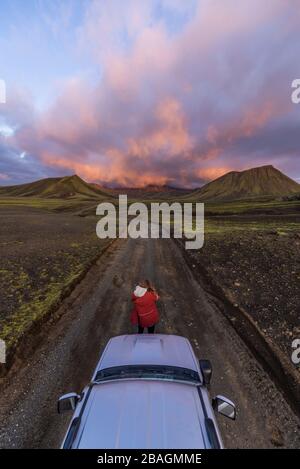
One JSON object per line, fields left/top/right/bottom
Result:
{"left": 0, "top": 165, "right": 299, "bottom": 202}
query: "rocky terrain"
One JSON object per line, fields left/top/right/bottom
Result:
{"left": 185, "top": 217, "right": 300, "bottom": 361}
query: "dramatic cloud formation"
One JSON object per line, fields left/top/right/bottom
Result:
{"left": 0, "top": 0, "right": 300, "bottom": 187}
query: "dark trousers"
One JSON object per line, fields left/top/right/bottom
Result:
{"left": 138, "top": 324, "right": 155, "bottom": 334}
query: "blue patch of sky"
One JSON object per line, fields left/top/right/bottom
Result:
{"left": 0, "top": 0, "right": 92, "bottom": 110}
{"left": 154, "top": 0, "right": 197, "bottom": 36}
{"left": 0, "top": 1, "right": 197, "bottom": 111}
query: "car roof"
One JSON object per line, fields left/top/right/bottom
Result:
{"left": 73, "top": 380, "right": 210, "bottom": 449}
{"left": 93, "top": 334, "right": 199, "bottom": 378}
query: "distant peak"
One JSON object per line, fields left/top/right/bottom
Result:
{"left": 245, "top": 165, "right": 275, "bottom": 171}
{"left": 60, "top": 174, "right": 83, "bottom": 182}
{"left": 197, "top": 164, "right": 299, "bottom": 201}
{"left": 224, "top": 165, "right": 275, "bottom": 177}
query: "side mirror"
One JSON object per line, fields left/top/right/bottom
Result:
{"left": 212, "top": 395, "right": 236, "bottom": 420}
{"left": 57, "top": 392, "right": 81, "bottom": 414}
{"left": 199, "top": 359, "right": 212, "bottom": 386}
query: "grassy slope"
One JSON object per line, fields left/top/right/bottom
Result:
{"left": 0, "top": 175, "right": 112, "bottom": 200}
{"left": 186, "top": 165, "right": 300, "bottom": 202}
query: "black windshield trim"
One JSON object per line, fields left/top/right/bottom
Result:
{"left": 94, "top": 364, "right": 201, "bottom": 384}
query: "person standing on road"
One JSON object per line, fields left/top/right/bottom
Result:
{"left": 130, "top": 280, "right": 159, "bottom": 333}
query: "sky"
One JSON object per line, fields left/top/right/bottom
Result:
{"left": 0, "top": 0, "right": 299, "bottom": 188}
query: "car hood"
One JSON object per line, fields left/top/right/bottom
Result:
{"left": 94, "top": 334, "right": 199, "bottom": 375}
{"left": 74, "top": 380, "right": 209, "bottom": 449}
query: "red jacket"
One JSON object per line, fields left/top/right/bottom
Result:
{"left": 131, "top": 291, "right": 159, "bottom": 328}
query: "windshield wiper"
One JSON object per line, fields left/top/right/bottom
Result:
{"left": 94, "top": 365, "right": 200, "bottom": 384}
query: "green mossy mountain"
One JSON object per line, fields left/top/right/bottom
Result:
{"left": 193, "top": 165, "right": 300, "bottom": 201}
{"left": 0, "top": 175, "right": 112, "bottom": 199}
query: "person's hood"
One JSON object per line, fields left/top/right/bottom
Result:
{"left": 134, "top": 285, "right": 147, "bottom": 297}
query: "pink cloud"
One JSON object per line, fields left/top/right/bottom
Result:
{"left": 5, "top": 0, "right": 300, "bottom": 187}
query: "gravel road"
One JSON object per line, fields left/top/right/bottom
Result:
{"left": 0, "top": 237, "right": 299, "bottom": 448}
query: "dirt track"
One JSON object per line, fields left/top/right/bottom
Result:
{"left": 0, "top": 237, "right": 299, "bottom": 448}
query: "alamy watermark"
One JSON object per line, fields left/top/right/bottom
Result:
{"left": 0, "top": 79, "right": 6, "bottom": 104}
{"left": 291, "top": 338, "right": 300, "bottom": 365}
{"left": 96, "top": 195, "right": 204, "bottom": 250}
{"left": 0, "top": 339, "right": 6, "bottom": 364}
{"left": 291, "top": 79, "right": 300, "bottom": 104}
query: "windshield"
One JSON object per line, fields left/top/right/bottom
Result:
{"left": 94, "top": 364, "right": 201, "bottom": 384}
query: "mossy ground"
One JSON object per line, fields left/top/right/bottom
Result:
{"left": 0, "top": 206, "right": 109, "bottom": 350}
{"left": 0, "top": 196, "right": 92, "bottom": 213}
{"left": 204, "top": 198, "right": 300, "bottom": 215}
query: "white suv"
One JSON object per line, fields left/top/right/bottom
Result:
{"left": 58, "top": 334, "right": 236, "bottom": 449}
